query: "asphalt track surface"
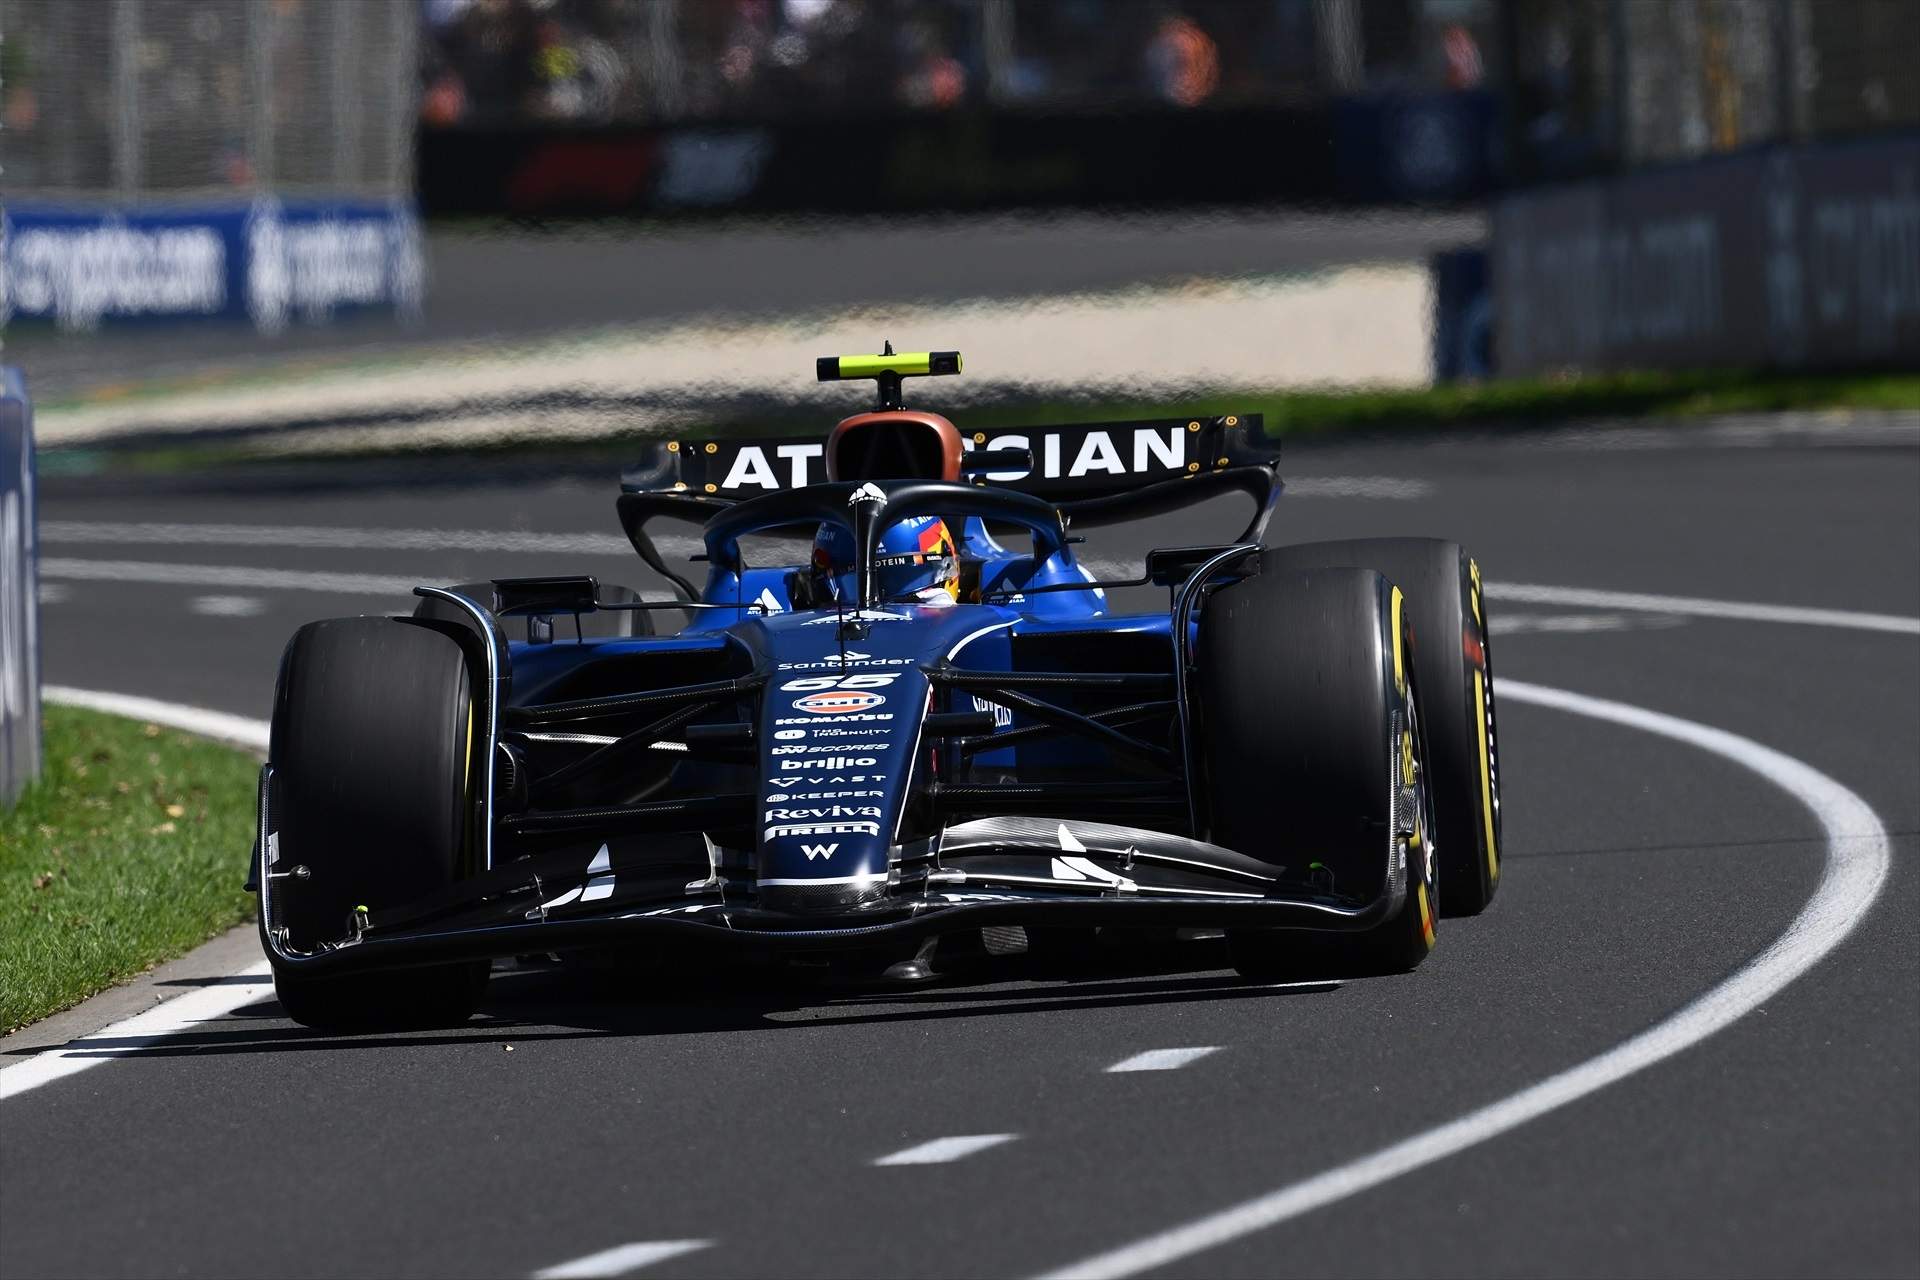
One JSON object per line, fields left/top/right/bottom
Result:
{"left": 7, "top": 421, "right": 1919, "bottom": 1279}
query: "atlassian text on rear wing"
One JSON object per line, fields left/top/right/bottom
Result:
{"left": 622, "top": 415, "right": 1279, "bottom": 501}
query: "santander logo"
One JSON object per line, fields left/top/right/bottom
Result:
{"left": 793, "top": 690, "right": 887, "bottom": 715}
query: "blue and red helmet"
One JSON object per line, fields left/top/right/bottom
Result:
{"left": 813, "top": 514, "right": 959, "bottom": 606}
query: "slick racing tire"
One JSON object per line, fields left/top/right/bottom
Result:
{"left": 1198, "top": 567, "right": 1439, "bottom": 980}
{"left": 1264, "top": 538, "right": 1502, "bottom": 916}
{"left": 263, "top": 616, "right": 488, "bottom": 1030}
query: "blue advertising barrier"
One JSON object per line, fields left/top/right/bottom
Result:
{"left": 0, "top": 367, "right": 39, "bottom": 807}
{"left": 1334, "top": 91, "right": 1499, "bottom": 203}
{"left": 1, "top": 198, "right": 424, "bottom": 332}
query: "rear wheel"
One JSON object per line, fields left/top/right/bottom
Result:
{"left": 1264, "top": 538, "right": 1502, "bottom": 915}
{"left": 264, "top": 616, "right": 489, "bottom": 1029}
{"left": 1198, "top": 566, "right": 1439, "bottom": 980}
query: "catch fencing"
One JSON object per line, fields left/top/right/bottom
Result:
{"left": 1, "top": 0, "right": 423, "bottom": 331}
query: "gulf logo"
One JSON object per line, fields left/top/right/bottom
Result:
{"left": 793, "top": 689, "right": 888, "bottom": 715}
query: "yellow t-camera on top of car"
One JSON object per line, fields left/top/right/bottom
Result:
{"left": 817, "top": 343, "right": 961, "bottom": 409}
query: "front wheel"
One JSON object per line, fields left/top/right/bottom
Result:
{"left": 1264, "top": 538, "right": 1502, "bottom": 916}
{"left": 1198, "top": 566, "right": 1439, "bottom": 980}
{"left": 263, "top": 616, "right": 489, "bottom": 1029}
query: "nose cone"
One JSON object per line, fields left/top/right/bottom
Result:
{"left": 756, "top": 654, "right": 927, "bottom": 914}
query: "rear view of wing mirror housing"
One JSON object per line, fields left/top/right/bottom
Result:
{"left": 957, "top": 446, "right": 1035, "bottom": 479}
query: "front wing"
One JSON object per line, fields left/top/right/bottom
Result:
{"left": 256, "top": 775, "right": 1405, "bottom": 977}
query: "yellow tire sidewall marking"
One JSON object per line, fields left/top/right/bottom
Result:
{"left": 1391, "top": 586, "right": 1406, "bottom": 695}
{"left": 1474, "top": 669, "right": 1499, "bottom": 881}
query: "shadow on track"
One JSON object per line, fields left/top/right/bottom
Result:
{"left": 18, "top": 936, "right": 1343, "bottom": 1061}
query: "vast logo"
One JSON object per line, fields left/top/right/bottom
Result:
{"left": 773, "top": 775, "right": 886, "bottom": 786}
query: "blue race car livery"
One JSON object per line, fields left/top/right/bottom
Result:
{"left": 251, "top": 348, "right": 1504, "bottom": 1028}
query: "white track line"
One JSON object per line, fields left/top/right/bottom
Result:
{"left": 1490, "top": 611, "right": 1688, "bottom": 636}
{"left": 0, "top": 960, "right": 275, "bottom": 1102}
{"left": 0, "top": 692, "right": 273, "bottom": 1104}
{"left": 1282, "top": 477, "right": 1432, "bottom": 499}
{"left": 43, "top": 685, "right": 271, "bottom": 752}
{"left": 40, "top": 520, "right": 636, "bottom": 557}
{"left": 874, "top": 1134, "right": 1020, "bottom": 1166}
{"left": 1106, "top": 1047, "right": 1222, "bottom": 1073}
{"left": 37, "top": 522, "right": 1920, "bottom": 636}
{"left": 39, "top": 557, "right": 427, "bottom": 597}
{"left": 1035, "top": 678, "right": 1892, "bottom": 1280}
{"left": 1486, "top": 582, "right": 1920, "bottom": 636}
{"left": 531, "top": 1240, "right": 713, "bottom": 1279}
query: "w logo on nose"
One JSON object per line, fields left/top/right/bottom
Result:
{"left": 802, "top": 843, "right": 838, "bottom": 860}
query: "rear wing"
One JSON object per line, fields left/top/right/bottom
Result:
{"left": 620, "top": 414, "right": 1279, "bottom": 501}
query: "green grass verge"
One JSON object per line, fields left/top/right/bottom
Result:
{"left": 0, "top": 706, "right": 260, "bottom": 1033}
{"left": 1003, "top": 367, "right": 1920, "bottom": 438}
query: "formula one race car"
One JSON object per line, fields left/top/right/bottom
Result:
{"left": 250, "top": 349, "right": 1504, "bottom": 1028}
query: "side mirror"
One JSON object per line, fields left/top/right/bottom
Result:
{"left": 957, "top": 446, "right": 1035, "bottom": 479}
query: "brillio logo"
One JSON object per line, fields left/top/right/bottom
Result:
{"left": 778, "top": 756, "right": 878, "bottom": 771}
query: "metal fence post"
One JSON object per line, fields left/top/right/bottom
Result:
{"left": 110, "top": 0, "right": 142, "bottom": 199}
{"left": 248, "top": 0, "right": 275, "bottom": 187}
{"left": 332, "top": 0, "right": 363, "bottom": 188}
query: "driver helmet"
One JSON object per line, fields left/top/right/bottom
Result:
{"left": 812, "top": 515, "right": 959, "bottom": 607}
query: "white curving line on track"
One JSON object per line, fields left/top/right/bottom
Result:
{"left": 1034, "top": 678, "right": 1893, "bottom": 1280}
{"left": 530, "top": 1240, "right": 713, "bottom": 1278}
{"left": 0, "top": 692, "right": 275, "bottom": 1103}
{"left": 42, "top": 686, "right": 271, "bottom": 753}
{"left": 1487, "top": 582, "right": 1920, "bottom": 636}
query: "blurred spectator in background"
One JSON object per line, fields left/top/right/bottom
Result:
{"left": 1143, "top": 10, "right": 1219, "bottom": 108}
{"left": 898, "top": 12, "right": 970, "bottom": 109}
